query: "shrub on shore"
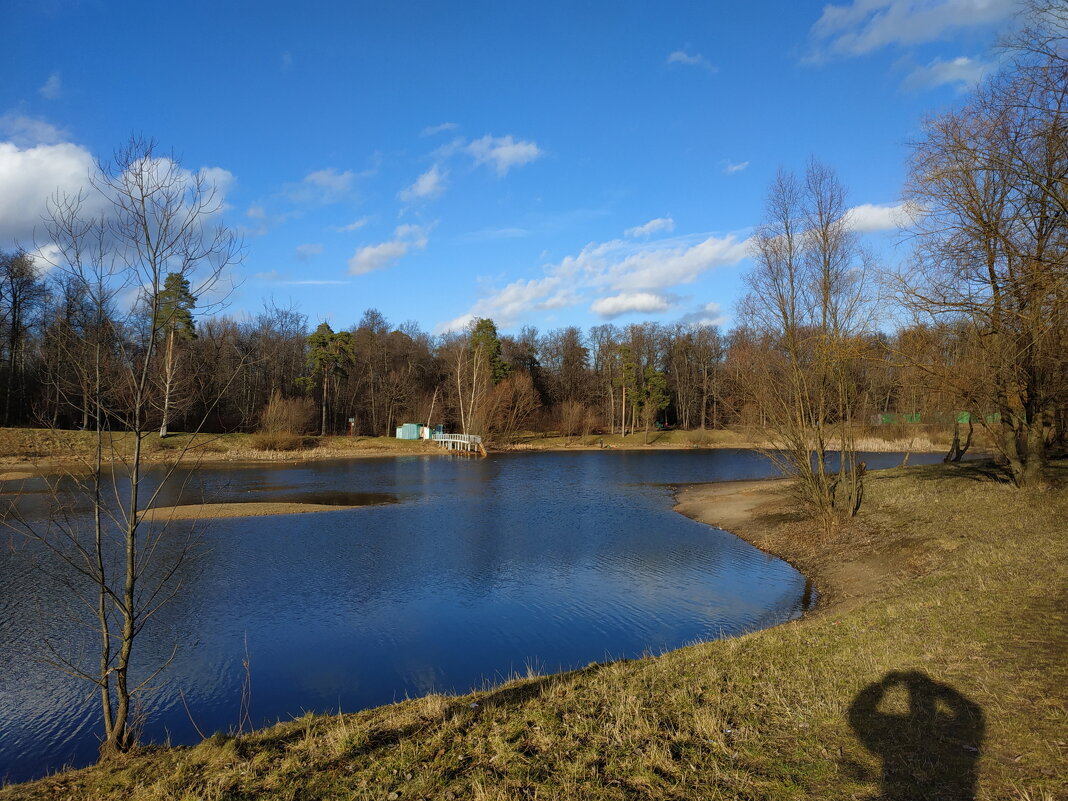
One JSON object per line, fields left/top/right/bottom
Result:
{"left": 250, "top": 391, "right": 316, "bottom": 452}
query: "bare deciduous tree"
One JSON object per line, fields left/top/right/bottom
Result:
{"left": 902, "top": 9, "right": 1067, "bottom": 486}
{"left": 2, "top": 136, "right": 241, "bottom": 757}
{"left": 740, "top": 159, "right": 874, "bottom": 530}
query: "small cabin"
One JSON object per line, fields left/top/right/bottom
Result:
{"left": 395, "top": 422, "right": 421, "bottom": 440}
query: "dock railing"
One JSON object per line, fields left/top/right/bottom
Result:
{"left": 437, "top": 433, "right": 485, "bottom": 455}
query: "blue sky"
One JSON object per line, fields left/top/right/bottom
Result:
{"left": 1, "top": 0, "right": 1018, "bottom": 335}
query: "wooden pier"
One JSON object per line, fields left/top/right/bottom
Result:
{"left": 437, "top": 433, "right": 486, "bottom": 456}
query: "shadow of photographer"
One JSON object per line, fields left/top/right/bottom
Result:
{"left": 847, "top": 670, "right": 984, "bottom": 801}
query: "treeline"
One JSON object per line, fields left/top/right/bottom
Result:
{"left": 0, "top": 258, "right": 1048, "bottom": 447}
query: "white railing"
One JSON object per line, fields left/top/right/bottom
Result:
{"left": 436, "top": 433, "right": 484, "bottom": 453}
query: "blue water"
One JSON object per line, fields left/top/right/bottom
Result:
{"left": 0, "top": 448, "right": 937, "bottom": 782}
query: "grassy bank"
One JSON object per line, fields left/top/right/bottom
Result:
{"left": 2, "top": 460, "right": 1063, "bottom": 800}
{"left": 0, "top": 428, "right": 440, "bottom": 474}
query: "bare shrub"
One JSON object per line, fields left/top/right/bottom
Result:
{"left": 251, "top": 390, "right": 315, "bottom": 451}
{"left": 687, "top": 429, "right": 712, "bottom": 448}
{"left": 259, "top": 390, "right": 316, "bottom": 435}
{"left": 559, "top": 400, "right": 586, "bottom": 439}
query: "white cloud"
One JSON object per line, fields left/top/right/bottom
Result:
{"left": 846, "top": 201, "right": 918, "bottom": 232}
{"left": 678, "top": 302, "right": 728, "bottom": 327}
{"left": 281, "top": 51, "right": 293, "bottom": 71}
{"left": 39, "top": 72, "right": 62, "bottom": 100}
{"left": 625, "top": 217, "right": 675, "bottom": 238}
{"left": 399, "top": 164, "right": 447, "bottom": 201}
{"left": 422, "top": 122, "right": 459, "bottom": 136}
{"left": 667, "top": 50, "right": 718, "bottom": 72}
{"left": 247, "top": 205, "right": 266, "bottom": 219}
{"left": 466, "top": 135, "right": 543, "bottom": 176}
{"left": 808, "top": 0, "right": 1017, "bottom": 59}
{"left": 435, "top": 230, "right": 749, "bottom": 331}
{"left": 295, "top": 243, "right": 323, "bottom": 260}
{"left": 285, "top": 167, "right": 356, "bottom": 203}
{"left": 603, "top": 234, "right": 751, "bottom": 291}
{"left": 591, "top": 292, "right": 673, "bottom": 318}
{"left": 199, "top": 166, "right": 235, "bottom": 202}
{"left": 347, "top": 224, "right": 430, "bottom": 275}
{"left": 335, "top": 216, "right": 369, "bottom": 232}
{"left": 903, "top": 55, "right": 993, "bottom": 91}
{"left": 348, "top": 241, "right": 410, "bottom": 274}
{"left": 0, "top": 140, "right": 96, "bottom": 248}
{"left": 437, "top": 312, "right": 476, "bottom": 334}
{"left": 723, "top": 160, "right": 750, "bottom": 174}
{"left": 0, "top": 113, "right": 69, "bottom": 147}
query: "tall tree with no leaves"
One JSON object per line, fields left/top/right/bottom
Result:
{"left": 902, "top": 7, "right": 1068, "bottom": 486}
{"left": 740, "top": 159, "right": 873, "bottom": 530}
{"left": 3, "top": 136, "right": 241, "bottom": 758}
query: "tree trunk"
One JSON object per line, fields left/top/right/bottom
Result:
{"left": 320, "top": 366, "right": 329, "bottom": 436}
{"left": 159, "top": 327, "right": 175, "bottom": 438}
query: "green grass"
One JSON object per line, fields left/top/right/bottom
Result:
{"left": 2, "top": 460, "right": 1064, "bottom": 799}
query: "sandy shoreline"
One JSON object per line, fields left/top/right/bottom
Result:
{"left": 138, "top": 501, "right": 360, "bottom": 521}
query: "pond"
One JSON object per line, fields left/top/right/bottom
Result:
{"left": 0, "top": 448, "right": 939, "bottom": 782}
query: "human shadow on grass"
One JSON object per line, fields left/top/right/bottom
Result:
{"left": 847, "top": 670, "right": 984, "bottom": 801}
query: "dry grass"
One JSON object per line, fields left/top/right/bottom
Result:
{"left": 2, "top": 460, "right": 1064, "bottom": 800}
{"left": 0, "top": 428, "right": 442, "bottom": 470}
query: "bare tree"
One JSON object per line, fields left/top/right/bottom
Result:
{"left": 902, "top": 11, "right": 1067, "bottom": 486}
{"left": 2, "top": 136, "right": 241, "bottom": 757}
{"left": 740, "top": 160, "right": 874, "bottom": 530}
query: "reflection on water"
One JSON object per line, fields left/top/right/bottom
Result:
{"left": 0, "top": 449, "right": 941, "bottom": 782}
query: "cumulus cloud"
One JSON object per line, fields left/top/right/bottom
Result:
{"left": 591, "top": 292, "right": 673, "bottom": 318}
{"left": 422, "top": 122, "right": 459, "bottom": 136}
{"left": 0, "top": 140, "right": 96, "bottom": 248}
{"left": 667, "top": 50, "right": 718, "bottom": 72}
{"left": 465, "top": 135, "right": 543, "bottom": 176}
{"left": 347, "top": 223, "right": 430, "bottom": 275}
{"left": 0, "top": 129, "right": 237, "bottom": 253}
{"left": 435, "top": 230, "right": 749, "bottom": 331}
{"left": 602, "top": 234, "right": 751, "bottom": 291}
{"left": 625, "top": 217, "right": 675, "bottom": 238}
{"left": 723, "top": 160, "right": 750, "bottom": 174}
{"left": 807, "top": 0, "right": 1017, "bottom": 59}
{"left": 399, "top": 164, "right": 447, "bottom": 201}
{"left": 285, "top": 167, "right": 356, "bottom": 203}
{"left": 39, "top": 72, "right": 62, "bottom": 100}
{"left": 846, "top": 201, "right": 919, "bottom": 232}
{"left": 678, "top": 301, "right": 728, "bottom": 327}
{"left": 903, "top": 55, "right": 994, "bottom": 91}
{"left": 0, "top": 113, "right": 69, "bottom": 147}
{"left": 199, "top": 166, "right": 235, "bottom": 203}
